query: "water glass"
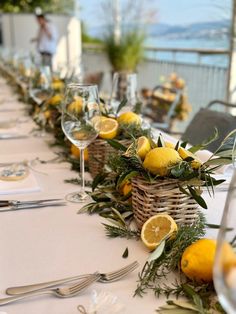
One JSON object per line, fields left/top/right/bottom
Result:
{"left": 214, "top": 170, "right": 236, "bottom": 314}
{"left": 110, "top": 72, "right": 138, "bottom": 113}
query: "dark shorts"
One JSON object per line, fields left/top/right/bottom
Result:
{"left": 40, "top": 52, "right": 52, "bottom": 68}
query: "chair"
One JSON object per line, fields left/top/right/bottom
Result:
{"left": 143, "top": 85, "right": 182, "bottom": 132}
{"left": 181, "top": 100, "right": 236, "bottom": 152}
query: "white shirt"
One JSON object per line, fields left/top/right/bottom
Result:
{"left": 37, "top": 21, "right": 58, "bottom": 55}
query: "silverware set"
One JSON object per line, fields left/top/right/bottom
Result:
{"left": 0, "top": 198, "right": 66, "bottom": 211}
{"left": 0, "top": 261, "right": 139, "bottom": 305}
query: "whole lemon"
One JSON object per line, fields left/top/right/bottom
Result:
{"left": 117, "top": 112, "right": 141, "bottom": 125}
{"left": 49, "top": 94, "right": 63, "bottom": 106}
{"left": 143, "top": 147, "right": 182, "bottom": 176}
{"left": 122, "top": 182, "right": 132, "bottom": 196}
{"left": 181, "top": 238, "right": 216, "bottom": 283}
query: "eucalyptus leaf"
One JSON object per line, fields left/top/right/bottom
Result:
{"left": 148, "top": 240, "right": 166, "bottom": 262}
{"left": 167, "top": 300, "right": 198, "bottom": 311}
{"left": 204, "top": 157, "right": 232, "bottom": 166}
{"left": 117, "top": 170, "right": 139, "bottom": 188}
{"left": 92, "top": 172, "right": 108, "bottom": 191}
{"left": 106, "top": 139, "right": 127, "bottom": 151}
{"left": 116, "top": 98, "right": 128, "bottom": 114}
{"left": 188, "top": 186, "right": 207, "bottom": 209}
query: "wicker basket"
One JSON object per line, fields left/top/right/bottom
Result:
{"left": 131, "top": 176, "right": 200, "bottom": 229}
{"left": 88, "top": 139, "right": 131, "bottom": 178}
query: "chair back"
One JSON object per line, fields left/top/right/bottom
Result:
{"left": 181, "top": 103, "right": 236, "bottom": 152}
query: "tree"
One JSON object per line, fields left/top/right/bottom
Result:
{"left": 0, "top": 0, "right": 74, "bottom": 14}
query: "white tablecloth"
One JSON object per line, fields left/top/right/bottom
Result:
{"left": 0, "top": 77, "right": 228, "bottom": 314}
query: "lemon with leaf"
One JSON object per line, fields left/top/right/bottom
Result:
{"left": 143, "top": 147, "right": 182, "bottom": 176}
{"left": 178, "top": 147, "right": 202, "bottom": 169}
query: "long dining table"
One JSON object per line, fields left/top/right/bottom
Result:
{"left": 0, "top": 76, "right": 230, "bottom": 314}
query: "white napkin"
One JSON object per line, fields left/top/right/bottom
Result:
{"left": 195, "top": 149, "right": 231, "bottom": 174}
{"left": 0, "top": 170, "right": 41, "bottom": 195}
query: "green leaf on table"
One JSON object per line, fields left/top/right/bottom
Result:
{"left": 148, "top": 240, "right": 166, "bottom": 262}
{"left": 122, "top": 247, "right": 129, "bottom": 258}
{"left": 106, "top": 139, "right": 127, "bottom": 151}
{"left": 167, "top": 300, "right": 197, "bottom": 311}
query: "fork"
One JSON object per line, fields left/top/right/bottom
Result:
{"left": 0, "top": 273, "right": 100, "bottom": 306}
{"left": 6, "top": 261, "right": 139, "bottom": 295}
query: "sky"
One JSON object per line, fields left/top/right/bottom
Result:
{"left": 79, "top": 0, "right": 231, "bottom": 28}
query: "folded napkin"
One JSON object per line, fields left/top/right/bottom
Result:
{"left": 0, "top": 170, "right": 41, "bottom": 195}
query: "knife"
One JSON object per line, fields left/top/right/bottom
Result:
{"left": 0, "top": 202, "right": 66, "bottom": 212}
{"left": 0, "top": 134, "right": 28, "bottom": 140}
{"left": 0, "top": 198, "right": 63, "bottom": 207}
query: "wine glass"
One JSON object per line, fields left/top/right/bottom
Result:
{"left": 110, "top": 72, "right": 138, "bottom": 113}
{"left": 213, "top": 138, "right": 236, "bottom": 314}
{"left": 61, "top": 84, "right": 101, "bottom": 203}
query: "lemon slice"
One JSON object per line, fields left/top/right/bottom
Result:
{"left": 141, "top": 214, "right": 178, "bottom": 250}
{"left": 117, "top": 112, "right": 141, "bottom": 125}
{"left": 99, "top": 118, "right": 118, "bottom": 139}
{"left": 91, "top": 116, "right": 107, "bottom": 126}
{"left": 137, "top": 136, "right": 151, "bottom": 159}
{"left": 178, "top": 147, "right": 202, "bottom": 169}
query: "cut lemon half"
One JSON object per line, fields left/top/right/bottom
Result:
{"left": 137, "top": 136, "right": 151, "bottom": 159}
{"left": 141, "top": 214, "right": 178, "bottom": 251}
{"left": 99, "top": 118, "right": 119, "bottom": 139}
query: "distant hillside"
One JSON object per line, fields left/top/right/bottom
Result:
{"left": 88, "top": 19, "right": 230, "bottom": 40}
{"left": 147, "top": 20, "right": 230, "bottom": 39}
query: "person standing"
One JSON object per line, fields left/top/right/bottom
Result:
{"left": 32, "top": 12, "right": 58, "bottom": 69}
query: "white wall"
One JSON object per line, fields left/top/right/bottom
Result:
{"left": 1, "top": 13, "right": 81, "bottom": 71}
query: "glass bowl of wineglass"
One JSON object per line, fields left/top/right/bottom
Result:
{"left": 213, "top": 138, "right": 236, "bottom": 314}
{"left": 61, "top": 83, "right": 101, "bottom": 203}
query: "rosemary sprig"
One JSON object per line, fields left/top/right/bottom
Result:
{"left": 135, "top": 213, "right": 206, "bottom": 297}
{"left": 64, "top": 178, "right": 92, "bottom": 187}
{"left": 103, "top": 223, "right": 140, "bottom": 239}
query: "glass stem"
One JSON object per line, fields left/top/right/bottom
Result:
{"left": 80, "top": 148, "right": 85, "bottom": 193}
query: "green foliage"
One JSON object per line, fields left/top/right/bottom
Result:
{"left": 1, "top": 0, "right": 73, "bottom": 13}
{"left": 135, "top": 213, "right": 206, "bottom": 297}
{"left": 104, "top": 30, "right": 145, "bottom": 71}
{"left": 81, "top": 22, "right": 103, "bottom": 44}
